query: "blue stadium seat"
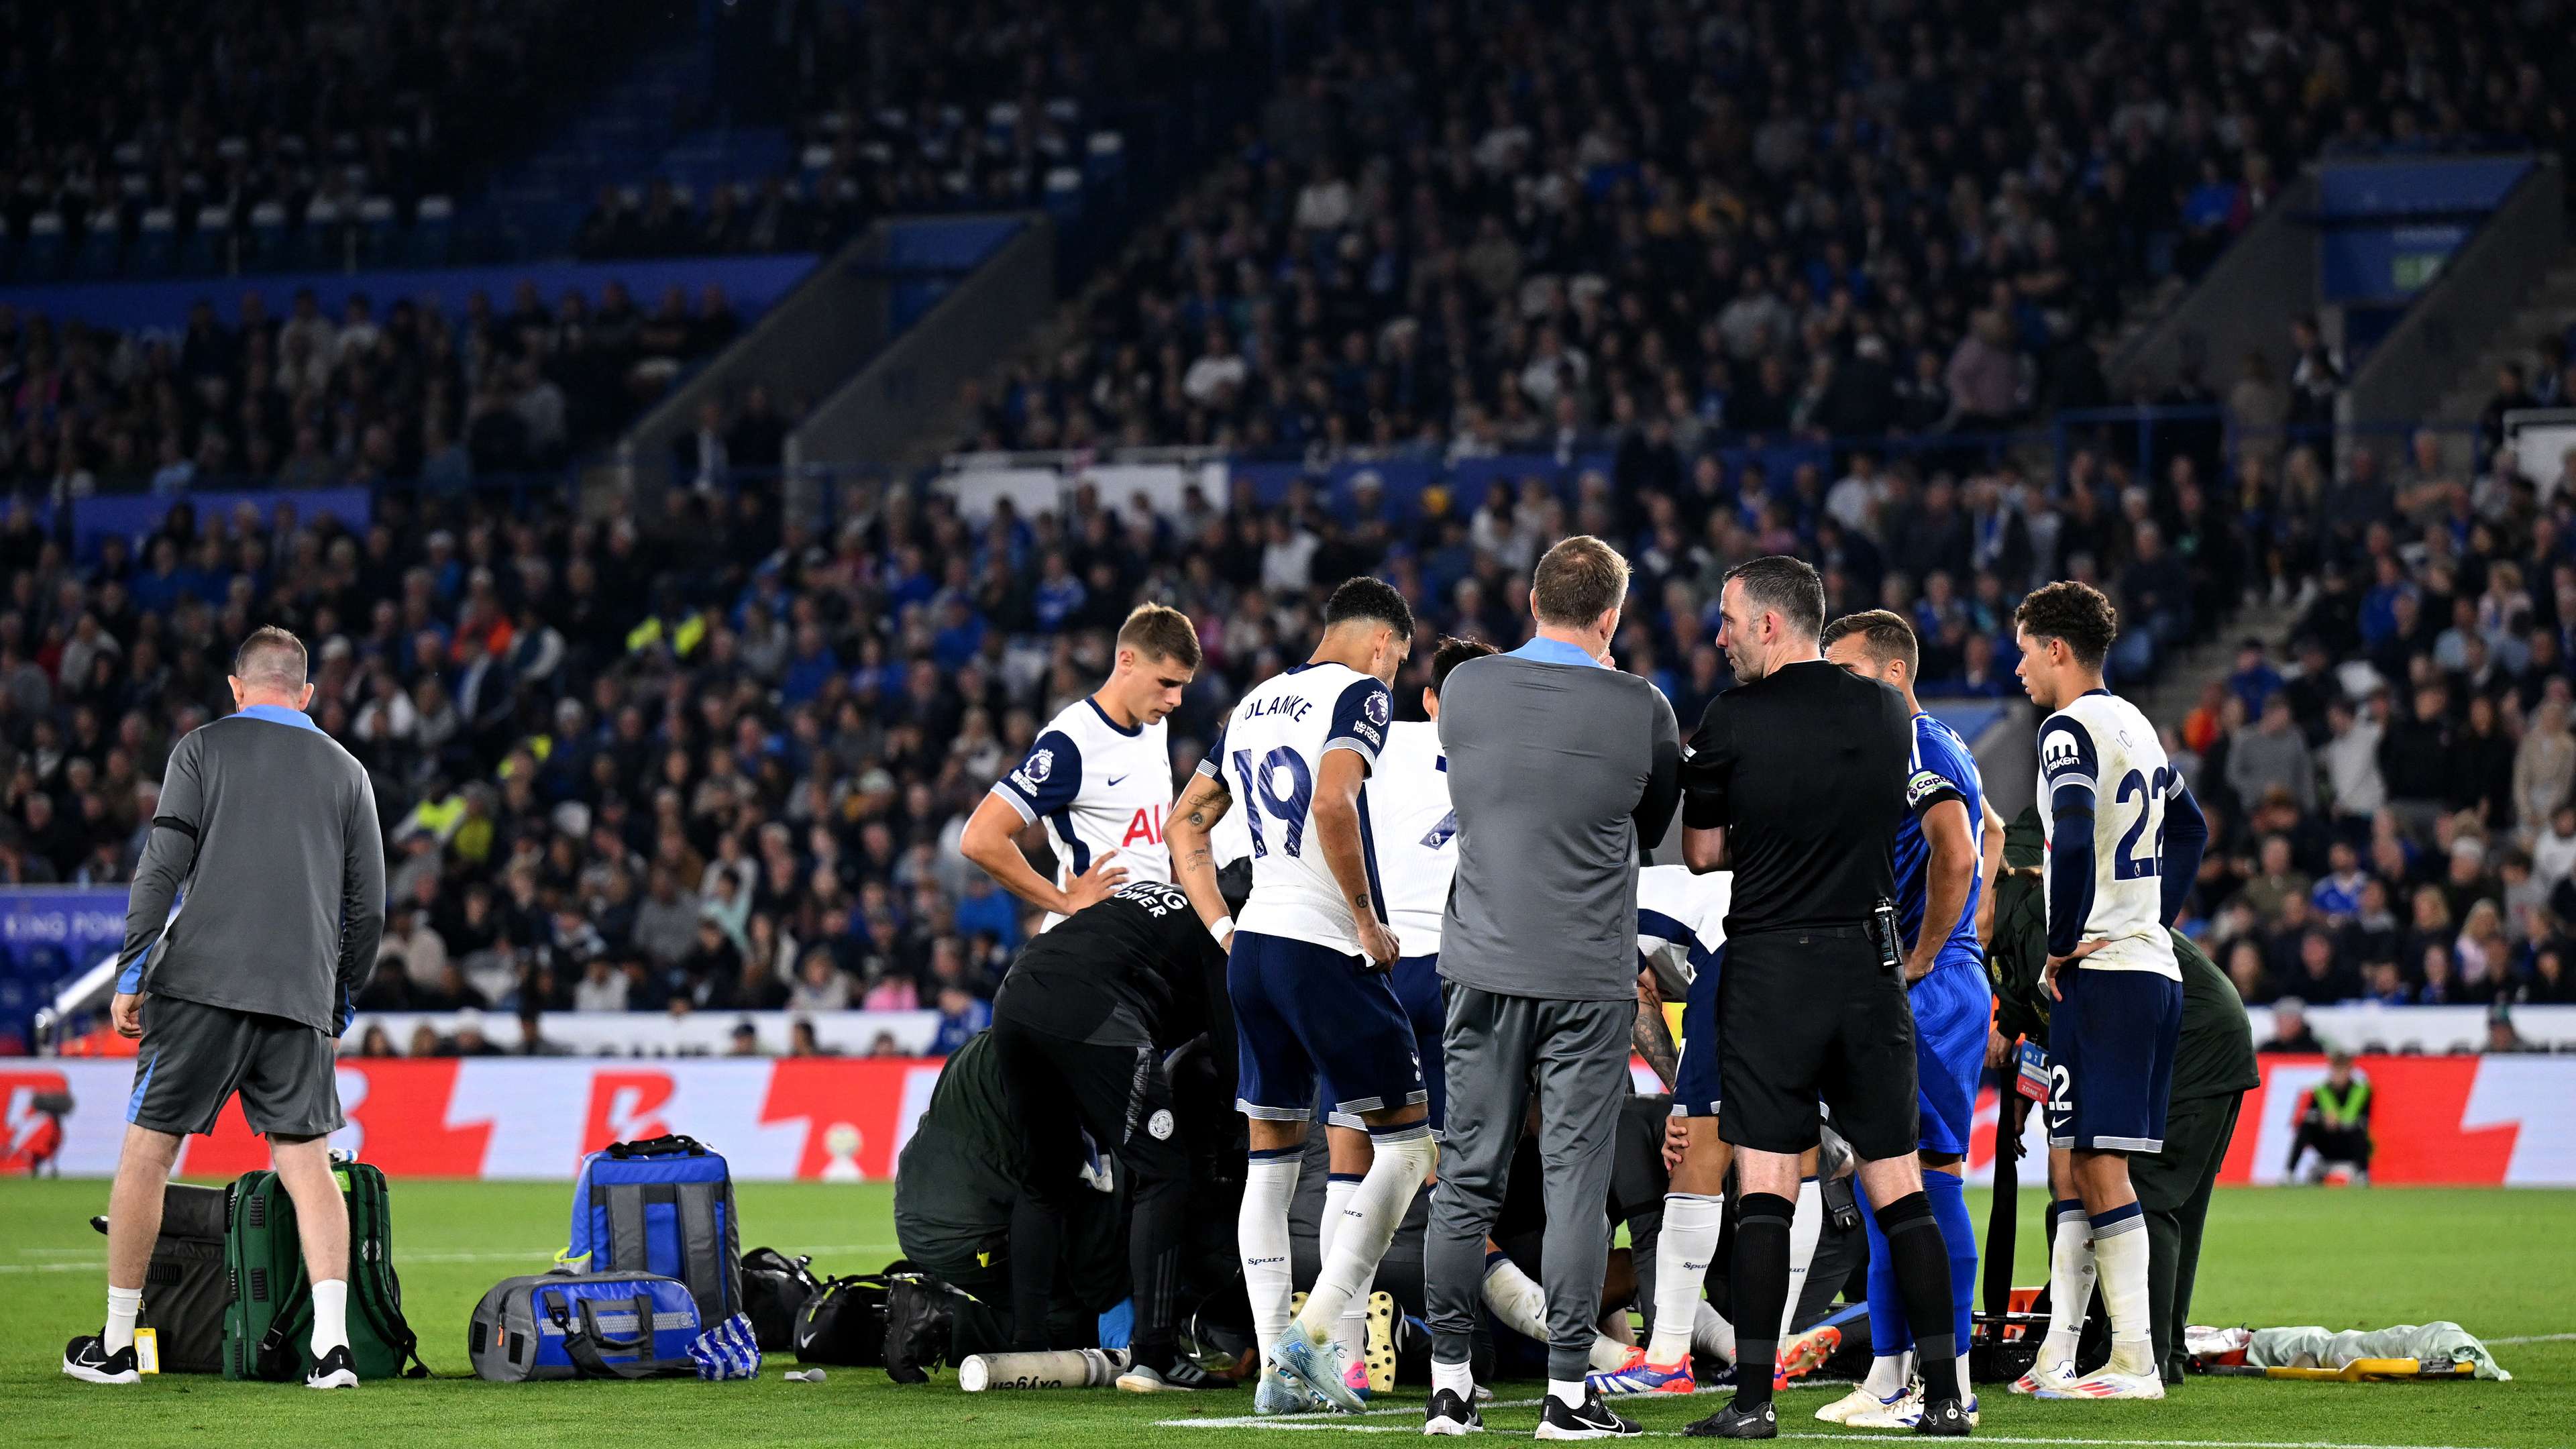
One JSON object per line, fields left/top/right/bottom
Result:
{"left": 1044, "top": 166, "right": 1085, "bottom": 225}
{"left": 19, "top": 211, "right": 63, "bottom": 279}
{"left": 297, "top": 199, "right": 343, "bottom": 270}
{"left": 411, "top": 195, "right": 454, "bottom": 267}
{"left": 134, "top": 207, "right": 178, "bottom": 275}
{"left": 357, "top": 195, "right": 398, "bottom": 265}
{"left": 187, "top": 205, "right": 233, "bottom": 274}
{"left": 72, "top": 207, "right": 121, "bottom": 278}
{"left": 248, "top": 201, "right": 289, "bottom": 270}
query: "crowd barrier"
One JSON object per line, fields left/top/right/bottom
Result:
{"left": 8, "top": 1053, "right": 2572, "bottom": 1184}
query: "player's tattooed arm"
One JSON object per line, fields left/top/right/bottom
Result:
{"left": 1633, "top": 970, "right": 1678, "bottom": 1089}
{"left": 1165, "top": 769, "right": 1236, "bottom": 938}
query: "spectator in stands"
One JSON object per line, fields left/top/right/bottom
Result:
{"left": 2261, "top": 998, "right": 2327, "bottom": 1055}
{"left": 2229, "top": 695, "right": 2317, "bottom": 813}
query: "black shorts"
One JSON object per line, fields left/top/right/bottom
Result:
{"left": 1715, "top": 927, "right": 1918, "bottom": 1162}
{"left": 989, "top": 1008, "right": 1187, "bottom": 1210}
{"left": 127, "top": 996, "right": 341, "bottom": 1138}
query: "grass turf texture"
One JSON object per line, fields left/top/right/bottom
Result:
{"left": 4, "top": 1179, "right": 2571, "bottom": 1447}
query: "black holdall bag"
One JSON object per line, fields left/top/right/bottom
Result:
{"left": 740, "top": 1248, "right": 823, "bottom": 1352}
{"left": 793, "top": 1269, "right": 900, "bottom": 1366}
{"left": 87, "top": 1182, "right": 230, "bottom": 1374}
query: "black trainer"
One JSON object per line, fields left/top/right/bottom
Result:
{"left": 1914, "top": 1397, "right": 1974, "bottom": 1436}
{"left": 305, "top": 1344, "right": 358, "bottom": 1389}
{"left": 1536, "top": 1387, "right": 1642, "bottom": 1440}
{"left": 882, "top": 1278, "right": 956, "bottom": 1385}
{"left": 1422, "top": 1387, "right": 1485, "bottom": 1436}
{"left": 1682, "top": 1399, "right": 1778, "bottom": 1438}
{"left": 62, "top": 1334, "right": 139, "bottom": 1385}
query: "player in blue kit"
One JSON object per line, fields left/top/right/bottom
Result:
{"left": 1164, "top": 577, "right": 1431, "bottom": 1415}
{"left": 1820, "top": 610, "right": 2007, "bottom": 1430}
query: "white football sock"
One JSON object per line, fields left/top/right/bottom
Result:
{"left": 1481, "top": 1253, "right": 1550, "bottom": 1341}
{"left": 1862, "top": 1349, "right": 1912, "bottom": 1399}
{"left": 1241, "top": 1150, "right": 1303, "bottom": 1359}
{"left": 1780, "top": 1177, "right": 1823, "bottom": 1338}
{"left": 310, "top": 1278, "right": 350, "bottom": 1356}
{"left": 2091, "top": 1207, "right": 2153, "bottom": 1374}
{"left": 1432, "top": 1355, "right": 1474, "bottom": 1399}
{"left": 1485, "top": 1254, "right": 1631, "bottom": 1371}
{"left": 105, "top": 1286, "right": 142, "bottom": 1354}
{"left": 1548, "top": 1377, "right": 1587, "bottom": 1409}
{"left": 1690, "top": 1303, "right": 1737, "bottom": 1364}
{"left": 2040, "top": 1201, "right": 2095, "bottom": 1368}
{"left": 1318, "top": 1174, "right": 1371, "bottom": 1364}
{"left": 1647, "top": 1191, "right": 1723, "bottom": 1364}
{"left": 1299, "top": 1128, "right": 1432, "bottom": 1338}
{"left": 1957, "top": 1352, "right": 1976, "bottom": 1401}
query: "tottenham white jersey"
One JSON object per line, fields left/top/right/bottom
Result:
{"left": 1201, "top": 661, "right": 1394, "bottom": 955}
{"left": 1369, "top": 719, "right": 1457, "bottom": 953}
{"left": 991, "top": 696, "right": 1175, "bottom": 932}
{"left": 2037, "top": 688, "right": 2182, "bottom": 979}
{"left": 1636, "top": 863, "right": 1730, "bottom": 998}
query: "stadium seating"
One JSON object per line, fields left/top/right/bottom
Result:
{"left": 4, "top": 0, "right": 2575, "bottom": 1057}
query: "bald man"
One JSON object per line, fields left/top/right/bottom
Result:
{"left": 66, "top": 626, "right": 386, "bottom": 1389}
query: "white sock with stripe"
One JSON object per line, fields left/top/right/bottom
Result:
{"left": 1240, "top": 1148, "right": 1303, "bottom": 1361}
{"left": 1647, "top": 1192, "right": 1723, "bottom": 1365}
{"left": 1298, "top": 1127, "right": 1432, "bottom": 1340}
{"left": 1317, "top": 1173, "right": 1371, "bottom": 1366}
{"left": 2039, "top": 1199, "right": 2094, "bottom": 1372}
{"left": 2090, "top": 1203, "right": 2153, "bottom": 1375}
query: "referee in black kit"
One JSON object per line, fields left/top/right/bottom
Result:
{"left": 1676, "top": 557, "right": 1972, "bottom": 1439}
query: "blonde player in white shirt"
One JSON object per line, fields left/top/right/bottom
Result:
{"left": 2012, "top": 581, "right": 2209, "bottom": 1402}
{"left": 1165, "top": 578, "right": 1430, "bottom": 1416}
{"left": 962, "top": 605, "right": 1202, "bottom": 930}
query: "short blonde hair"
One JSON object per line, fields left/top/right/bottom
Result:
{"left": 1118, "top": 603, "right": 1202, "bottom": 669}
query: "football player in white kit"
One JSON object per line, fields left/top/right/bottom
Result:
{"left": 1165, "top": 578, "right": 1432, "bottom": 1415}
{"left": 963, "top": 605, "right": 1202, "bottom": 930}
{"left": 2012, "top": 581, "right": 2209, "bottom": 1402}
{"left": 1283, "top": 635, "right": 1497, "bottom": 1401}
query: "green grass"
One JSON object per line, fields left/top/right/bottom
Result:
{"left": 5, "top": 1179, "right": 2573, "bottom": 1446}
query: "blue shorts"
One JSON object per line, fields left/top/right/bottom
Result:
{"left": 1910, "top": 951, "right": 1993, "bottom": 1157}
{"left": 2045, "top": 966, "right": 2182, "bottom": 1152}
{"left": 1230, "top": 930, "right": 1428, "bottom": 1122}
{"left": 1324, "top": 953, "right": 1446, "bottom": 1132}
{"left": 1670, "top": 947, "right": 1723, "bottom": 1118}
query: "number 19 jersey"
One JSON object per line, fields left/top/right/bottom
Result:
{"left": 1198, "top": 661, "right": 1393, "bottom": 956}
{"left": 2037, "top": 688, "right": 2181, "bottom": 980}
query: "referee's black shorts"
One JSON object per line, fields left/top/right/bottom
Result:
{"left": 1716, "top": 925, "right": 1919, "bottom": 1161}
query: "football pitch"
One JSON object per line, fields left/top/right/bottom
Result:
{"left": 5, "top": 1179, "right": 2571, "bottom": 1448}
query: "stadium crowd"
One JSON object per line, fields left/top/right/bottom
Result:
{"left": 960, "top": 0, "right": 2569, "bottom": 463}
{"left": 0, "top": 280, "right": 745, "bottom": 498}
{"left": 2167, "top": 408, "right": 2576, "bottom": 1014}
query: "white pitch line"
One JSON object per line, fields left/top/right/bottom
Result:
{"left": 0, "top": 1241, "right": 900, "bottom": 1274}
{"left": 2486, "top": 1330, "right": 2576, "bottom": 1344}
{"left": 1158, "top": 1381, "right": 1854, "bottom": 1432}
{"left": 1162, "top": 1419, "right": 2506, "bottom": 1449}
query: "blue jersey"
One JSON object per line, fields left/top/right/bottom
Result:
{"left": 1894, "top": 712, "right": 1986, "bottom": 961}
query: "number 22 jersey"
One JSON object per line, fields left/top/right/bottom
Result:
{"left": 2037, "top": 688, "right": 2181, "bottom": 980}
{"left": 1198, "top": 661, "right": 1393, "bottom": 956}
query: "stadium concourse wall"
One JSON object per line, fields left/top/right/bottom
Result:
{"left": 8, "top": 1051, "right": 2575, "bottom": 1185}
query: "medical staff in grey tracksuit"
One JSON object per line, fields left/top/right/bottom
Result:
{"left": 64, "top": 627, "right": 384, "bottom": 1390}
{"left": 1421, "top": 536, "right": 1682, "bottom": 1436}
